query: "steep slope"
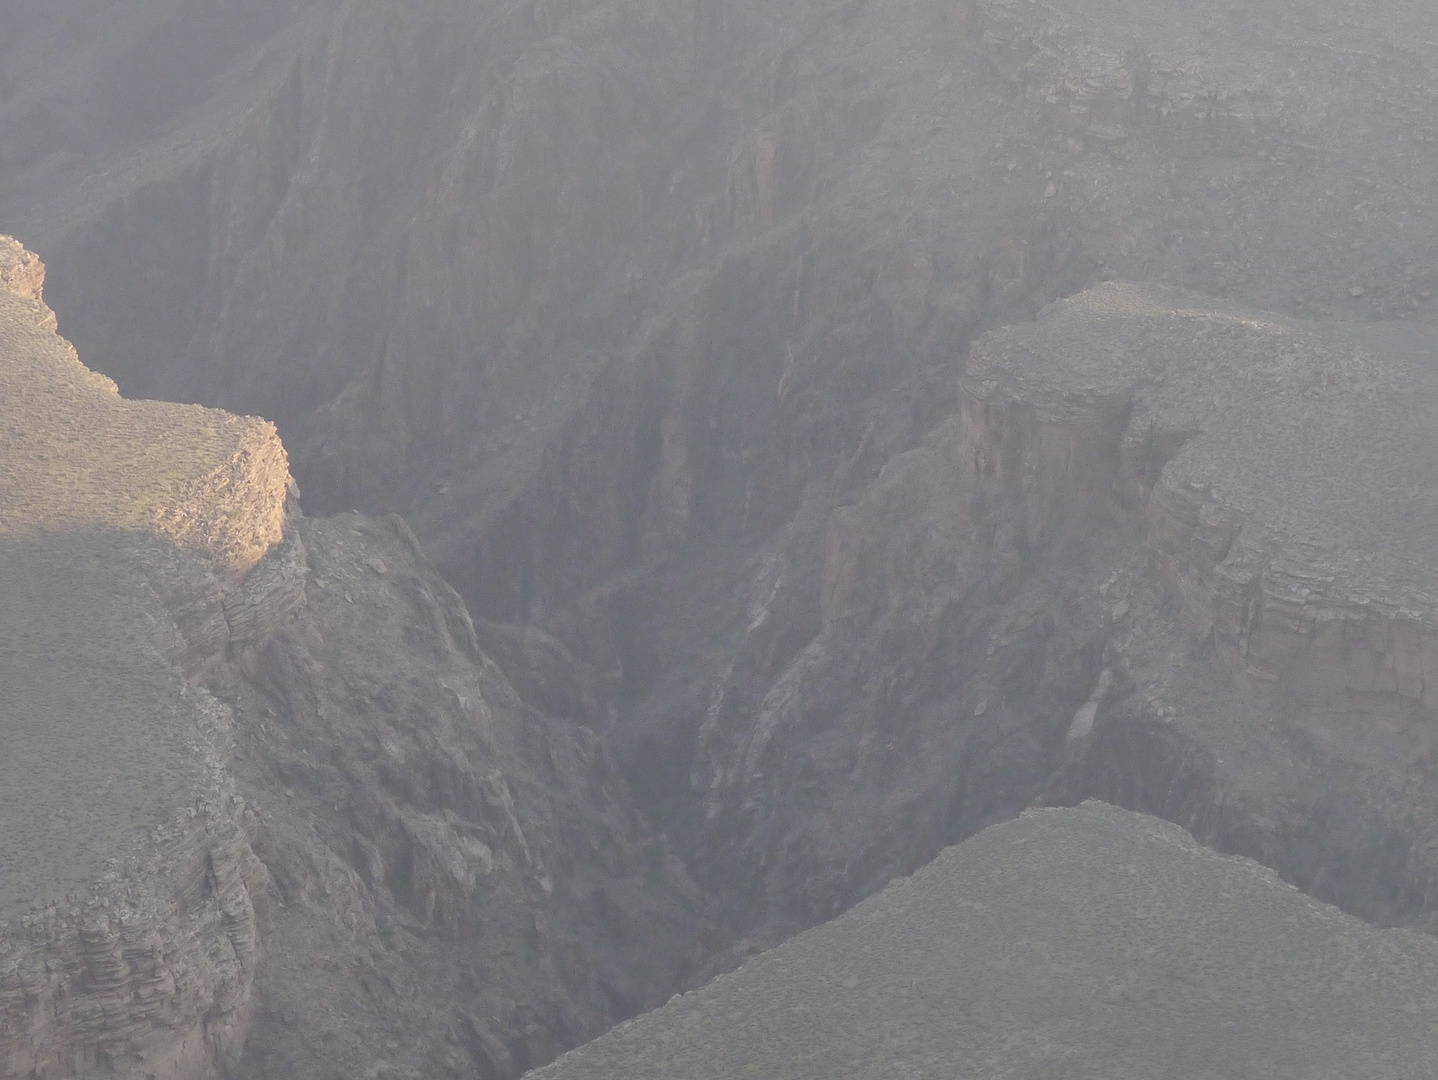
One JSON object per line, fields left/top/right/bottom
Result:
{"left": 531, "top": 803, "right": 1438, "bottom": 1080}
{"left": 0, "top": 239, "right": 713, "bottom": 1080}
{"left": 220, "top": 512, "right": 716, "bottom": 1080}
{"left": 624, "top": 281, "right": 1438, "bottom": 940}
{"left": 0, "top": 236, "right": 285, "bottom": 1078}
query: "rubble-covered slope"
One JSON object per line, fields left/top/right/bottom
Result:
{"left": 531, "top": 803, "right": 1438, "bottom": 1080}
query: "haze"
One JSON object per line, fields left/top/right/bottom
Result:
{"left": 4, "top": 1, "right": 1438, "bottom": 1077}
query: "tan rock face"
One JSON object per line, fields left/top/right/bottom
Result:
{"left": 0, "top": 238, "right": 297, "bottom": 1079}
{"left": 0, "top": 236, "right": 288, "bottom": 579}
{"left": 0, "top": 240, "right": 46, "bottom": 306}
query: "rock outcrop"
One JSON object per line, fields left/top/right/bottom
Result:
{"left": 0, "top": 236, "right": 290, "bottom": 577}
{"left": 0, "top": 237, "right": 291, "bottom": 1077}
{"left": 1, "top": 237, "right": 713, "bottom": 1080}
{"left": 966, "top": 283, "right": 1438, "bottom": 727}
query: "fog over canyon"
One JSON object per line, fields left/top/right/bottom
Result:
{"left": 5, "top": 1, "right": 1438, "bottom": 1076}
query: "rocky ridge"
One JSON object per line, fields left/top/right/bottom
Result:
{"left": 531, "top": 803, "right": 1438, "bottom": 1080}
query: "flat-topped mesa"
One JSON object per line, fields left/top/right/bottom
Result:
{"left": 0, "top": 235, "right": 289, "bottom": 579}
{"left": 962, "top": 282, "right": 1438, "bottom": 723}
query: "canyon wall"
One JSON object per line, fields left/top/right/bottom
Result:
{"left": 1, "top": 238, "right": 716, "bottom": 1080}
{"left": 7, "top": 1, "right": 1438, "bottom": 1069}
{"left": 0, "top": 237, "right": 294, "bottom": 1078}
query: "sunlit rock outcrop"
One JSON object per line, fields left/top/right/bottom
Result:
{"left": 0, "top": 236, "right": 290, "bottom": 1079}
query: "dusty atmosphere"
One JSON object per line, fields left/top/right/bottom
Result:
{"left": 4, "top": 0, "right": 1438, "bottom": 1077}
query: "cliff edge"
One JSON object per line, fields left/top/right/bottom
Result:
{"left": 964, "top": 282, "right": 1438, "bottom": 723}
{"left": 0, "top": 237, "right": 715, "bottom": 1080}
{"left": 0, "top": 236, "right": 289, "bottom": 577}
{"left": 531, "top": 803, "right": 1438, "bottom": 1080}
{"left": 0, "top": 237, "right": 292, "bottom": 1079}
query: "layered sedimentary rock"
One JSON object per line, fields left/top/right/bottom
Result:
{"left": 0, "top": 237, "right": 291, "bottom": 1078}
{"left": 965, "top": 283, "right": 1438, "bottom": 726}
{"left": 533, "top": 803, "right": 1438, "bottom": 1080}
{"left": 0, "top": 237, "right": 714, "bottom": 1080}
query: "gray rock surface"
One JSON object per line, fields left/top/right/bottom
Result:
{"left": 0, "top": 238, "right": 284, "bottom": 1080}
{"left": 532, "top": 802, "right": 1438, "bottom": 1080}
{"left": 0, "top": 240, "right": 713, "bottom": 1079}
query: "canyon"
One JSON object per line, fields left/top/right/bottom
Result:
{"left": 5, "top": 0, "right": 1438, "bottom": 1075}
{"left": 1, "top": 238, "right": 710, "bottom": 1078}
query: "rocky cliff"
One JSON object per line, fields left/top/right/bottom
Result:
{"left": 0, "top": 236, "right": 286, "bottom": 1078}
{"left": 0, "top": 237, "right": 289, "bottom": 577}
{"left": 219, "top": 512, "right": 715, "bottom": 1080}
{"left": 0, "top": 240, "right": 713, "bottom": 1079}
{"left": 965, "top": 283, "right": 1438, "bottom": 725}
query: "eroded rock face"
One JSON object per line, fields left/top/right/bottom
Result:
{"left": 674, "top": 283, "right": 1438, "bottom": 940}
{"left": 0, "top": 242, "right": 714, "bottom": 1080}
{"left": 0, "top": 727, "right": 266, "bottom": 1080}
{"left": 219, "top": 513, "right": 715, "bottom": 1080}
{"left": 0, "top": 239, "right": 295, "bottom": 1077}
{"left": 0, "top": 236, "right": 290, "bottom": 578}
{"left": 967, "top": 283, "right": 1438, "bottom": 726}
